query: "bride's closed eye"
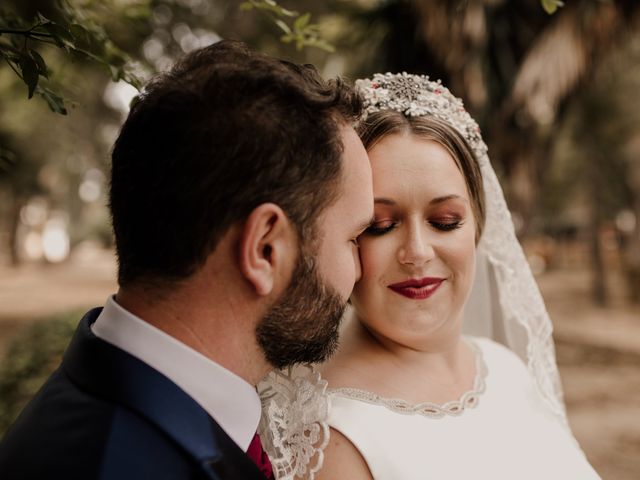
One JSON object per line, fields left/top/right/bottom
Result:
{"left": 430, "top": 217, "right": 464, "bottom": 231}
{"left": 364, "top": 217, "right": 464, "bottom": 236}
{"left": 364, "top": 220, "right": 396, "bottom": 236}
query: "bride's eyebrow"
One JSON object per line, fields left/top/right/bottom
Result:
{"left": 375, "top": 195, "right": 464, "bottom": 206}
{"left": 429, "top": 194, "right": 464, "bottom": 205}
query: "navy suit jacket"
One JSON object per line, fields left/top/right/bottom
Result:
{"left": 0, "top": 308, "right": 267, "bottom": 480}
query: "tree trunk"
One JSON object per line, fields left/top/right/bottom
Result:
{"left": 623, "top": 196, "right": 640, "bottom": 304}
{"left": 589, "top": 219, "right": 607, "bottom": 306}
{"left": 8, "top": 189, "right": 23, "bottom": 267}
{"left": 588, "top": 161, "right": 607, "bottom": 306}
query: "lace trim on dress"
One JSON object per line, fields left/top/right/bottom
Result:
{"left": 258, "top": 365, "right": 330, "bottom": 480}
{"left": 329, "top": 339, "right": 488, "bottom": 418}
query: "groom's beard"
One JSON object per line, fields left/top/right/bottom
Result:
{"left": 255, "top": 248, "right": 346, "bottom": 370}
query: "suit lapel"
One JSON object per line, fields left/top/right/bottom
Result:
{"left": 63, "top": 309, "right": 265, "bottom": 479}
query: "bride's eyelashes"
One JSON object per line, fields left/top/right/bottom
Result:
{"left": 363, "top": 217, "right": 464, "bottom": 236}
{"left": 365, "top": 221, "right": 396, "bottom": 236}
{"left": 430, "top": 218, "right": 463, "bottom": 231}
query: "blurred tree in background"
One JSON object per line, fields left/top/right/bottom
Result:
{"left": 0, "top": 0, "right": 334, "bottom": 266}
{"left": 0, "top": 0, "right": 152, "bottom": 267}
{"left": 1, "top": 0, "right": 640, "bottom": 305}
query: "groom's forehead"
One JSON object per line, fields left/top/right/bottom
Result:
{"left": 324, "top": 125, "right": 373, "bottom": 226}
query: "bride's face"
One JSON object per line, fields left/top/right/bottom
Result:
{"left": 351, "top": 133, "right": 477, "bottom": 346}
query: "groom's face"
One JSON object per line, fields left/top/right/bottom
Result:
{"left": 314, "top": 125, "right": 375, "bottom": 301}
{"left": 255, "top": 125, "right": 373, "bottom": 368}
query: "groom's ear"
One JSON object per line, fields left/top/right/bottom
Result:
{"left": 239, "top": 203, "right": 297, "bottom": 297}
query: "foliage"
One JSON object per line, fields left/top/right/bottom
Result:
{"left": 0, "top": 0, "right": 335, "bottom": 119}
{"left": 0, "top": 0, "right": 561, "bottom": 118}
{"left": 240, "top": 0, "right": 334, "bottom": 52}
{"left": 541, "top": 0, "right": 564, "bottom": 15}
{"left": 0, "top": 312, "right": 79, "bottom": 435}
{"left": 0, "top": 0, "right": 145, "bottom": 116}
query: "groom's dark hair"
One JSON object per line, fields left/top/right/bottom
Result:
{"left": 110, "top": 40, "right": 362, "bottom": 288}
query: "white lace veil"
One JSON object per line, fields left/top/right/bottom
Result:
{"left": 259, "top": 73, "right": 568, "bottom": 479}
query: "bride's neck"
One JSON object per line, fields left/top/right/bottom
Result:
{"left": 356, "top": 320, "right": 467, "bottom": 375}
{"left": 323, "top": 319, "right": 475, "bottom": 400}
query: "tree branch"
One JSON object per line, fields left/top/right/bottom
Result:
{"left": 1, "top": 28, "right": 47, "bottom": 36}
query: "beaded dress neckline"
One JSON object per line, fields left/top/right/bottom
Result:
{"left": 329, "top": 338, "right": 487, "bottom": 418}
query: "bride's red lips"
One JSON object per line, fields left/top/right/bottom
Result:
{"left": 387, "top": 277, "right": 445, "bottom": 300}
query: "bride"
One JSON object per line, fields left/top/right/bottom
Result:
{"left": 258, "top": 73, "right": 601, "bottom": 479}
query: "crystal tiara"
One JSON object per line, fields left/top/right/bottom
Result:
{"left": 355, "top": 72, "right": 488, "bottom": 158}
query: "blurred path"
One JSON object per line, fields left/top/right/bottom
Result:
{"left": 540, "top": 269, "right": 640, "bottom": 480}
{"left": 0, "top": 247, "right": 117, "bottom": 357}
{"left": 542, "top": 268, "right": 640, "bottom": 355}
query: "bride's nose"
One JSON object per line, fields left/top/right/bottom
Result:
{"left": 397, "top": 221, "right": 435, "bottom": 266}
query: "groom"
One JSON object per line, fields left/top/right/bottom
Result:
{"left": 0, "top": 41, "right": 373, "bottom": 479}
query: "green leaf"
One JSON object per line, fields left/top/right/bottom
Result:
{"left": 272, "top": 5, "right": 297, "bottom": 17}
{"left": 1, "top": 48, "right": 20, "bottom": 63}
{"left": 250, "top": 0, "right": 297, "bottom": 17}
{"left": 121, "top": 71, "right": 143, "bottom": 90}
{"left": 123, "top": 4, "right": 151, "bottom": 20}
{"left": 264, "top": 0, "right": 297, "bottom": 17}
{"left": 304, "top": 24, "right": 321, "bottom": 34}
{"left": 105, "top": 49, "right": 127, "bottom": 68}
{"left": 36, "top": 13, "right": 51, "bottom": 25}
{"left": 19, "top": 53, "right": 39, "bottom": 98}
{"left": 294, "top": 13, "right": 311, "bottom": 31}
{"left": 307, "top": 38, "right": 335, "bottom": 53}
{"left": 69, "top": 24, "right": 90, "bottom": 43}
{"left": 38, "top": 87, "right": 67, "bottom": 115}
{"left": 42, "top": 22, "right": 75, "bottom": 47}
{"left": 0, "top": 147, "right": 17, "bottom": 172}
{"left": 274, "top": 19, "right": 291, "bottom": 34}
{"left": 109, "top": 64, "right": 121, "bottom": 81}
{"left": 68, "top": 24, "right": 106, "bottom": 57}
{"left": 29, "top": 49, "right": 48, "bottom": 78}
{"left": 541, "top": 0, "right": 564, "bottom": 14}
{"left": 239, "top": 2, "right": 254, "bottom": 11}
{"left": 9, "top": 33, "right": 22, "bottom": 49}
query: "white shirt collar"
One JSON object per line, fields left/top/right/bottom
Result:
{"left": 91, "top": 296, "right": 261, "bottom": 451}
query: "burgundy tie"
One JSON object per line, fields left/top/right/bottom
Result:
{"left": 246, "top": 433, "right": 274, "bottom": 479}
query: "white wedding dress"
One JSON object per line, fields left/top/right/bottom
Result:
{"left": 326, "top": 336, "right": 599, "bottom": 480}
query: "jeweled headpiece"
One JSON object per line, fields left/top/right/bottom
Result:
{"left": 356, "top": 72, "right": 488, "bottom": 159}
